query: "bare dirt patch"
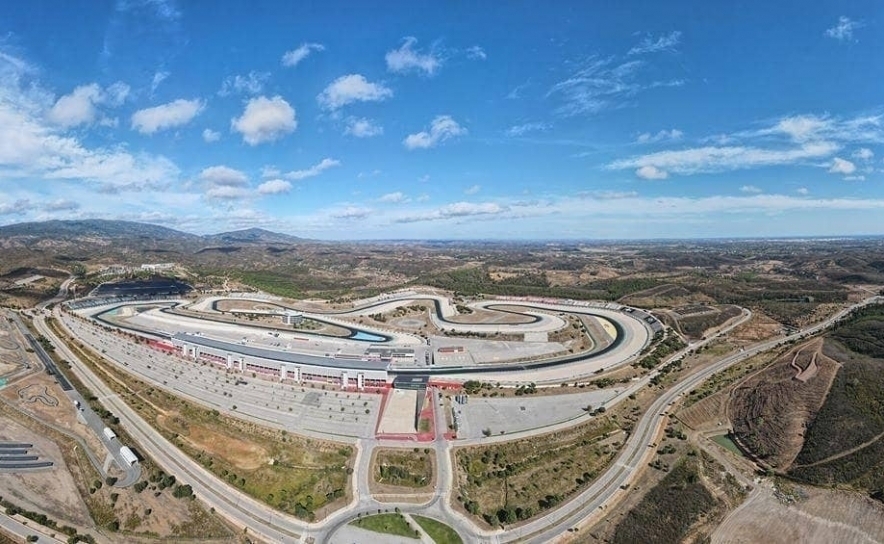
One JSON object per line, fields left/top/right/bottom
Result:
{"left": 158, "top": 413, "right": 269, "bottom": 471}
{"left": 0, "top": 414, "right": 91, "bottom": 527}
{"left": 713, "top": 483, "right": 884, "bottom": 544}
{"left": 729, "top": 312, "right": 783, "bottom": 342}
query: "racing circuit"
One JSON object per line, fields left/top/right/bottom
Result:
{"left": 63, "top": 290, "right": 658, "bottom": 386}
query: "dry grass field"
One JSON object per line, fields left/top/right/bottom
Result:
{"left": 713, "top": 483, "right": 884, "bottom": 544}
{"left": 454, "top": 417, "right": 622, "bottom": 527}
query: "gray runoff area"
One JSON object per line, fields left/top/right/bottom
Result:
{"left": 63, "top": 314, "right": 383, "bottom": 440}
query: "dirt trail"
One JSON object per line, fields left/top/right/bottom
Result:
{"left": 791, "top": 430, "right": 884, "bottom": 469}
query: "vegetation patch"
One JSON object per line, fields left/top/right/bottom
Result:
{"left": 677, "top": 304, "right": 743, "bottom": 339}
{"left": 610, "top": 456, "right": 720, "bottom": 544}
{"left": 412, "top": 515, "right": 464, "bottom": 544}
{"left": 350, "top": 513, "right": 419, "bottom": 539}
{"left": 374, "top": 448, "right": 434, "bottom": 489}
{"left": 455, "top": 417, "right": 620, "bottom": 526}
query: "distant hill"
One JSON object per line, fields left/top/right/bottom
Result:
{"left": 0, "top": 219, "right": 202, "bottom": 243}
{"left": 0, "top": 219, "right": 309, "bottom": 274}
{"left": 207, "top": 227, "right": 303, "bottom": 245}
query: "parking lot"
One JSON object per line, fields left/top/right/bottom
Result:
{"left": 62, "top": 315, "right": 382, "bottom": 441}
{"left": 451, "top": 386, "right": 625, "bottom": 439}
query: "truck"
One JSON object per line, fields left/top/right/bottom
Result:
{"left": 120, "top": 446, "right": 138, "bottom": 467}
{"left": 102, "top": 427, "right": 117, "bottom": 441}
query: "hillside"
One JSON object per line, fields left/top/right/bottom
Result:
{"left": 728, "top": 304, "right": 884, "bottom": 498}
{"left": 0, "top": 220, "right": 310, "bottom": 275}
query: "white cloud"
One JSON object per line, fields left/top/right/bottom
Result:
{"left": 281, "top": 43, "right": 325, "bottom": 67}
{"left": 47, "top": 82, "right": 129, "bottom": 128}
{"left": 0, "top": 199, "right": 33, "bottom": 216}
{"left": 285, "top": 158, "right": 340, "bottom": 180}
{"left": 261, "top": 166, "right": 281, "bottom": 178}
{"left": 466, "top": 45, "right": 486, "bottom": 60}
{"left": 637, "top": 129, "right": 683, "bottom": 144}
{"left": 844, "top": 175, "right": 866, "bottom": 182}
{"left": 230, "top": 95, "right": 296, "bottom": 145}
{"left": 257, "top": 179, "right": 292, "bottom": 195}
{"left": 396, "top": 201, "right": 506, "bottom": 223}
{"left": 385, "top": 37, "right": 441, "bottom": 75}
{"left": 506, "top": 122, "right": 550, "bottom": 137}
{"left": 332, "top": 206, "right": 372, "bottom": 220}
{"left": 218, "top": 71, "right": 270, "bottom": 96}
{"left": 740, "top": 185, "right": 762, "bottom": 193}
{"left": 317, "top": 74, "right": 393, "bottom": 110}
{"left": 344, "top": 117, "right": 383, "bottom": 138}
{"left": 48, "top": 84, "right": 103, "bottom": 127}
{"left": 825, "top": 16, "right": 862, "bottom": 41}
{"left": 852, "top": 147, "right": 874, "bottom": 161}
{"left": 199, "top": 166, "right": 249, "bottom": 187}
{"left": 829, "top": 157, "right": 856, "bottom": 175}
{"left": 464, "top": 184, "right": 481, "bottom": 195}
{"left": 797, "top": 187, "right": 809, "bottom": 195}
{"left": 131, "top": 98, "right": 204, "bottom": 134}
{"left": 104, "top": 82, "right": 130, "bottom": 106}
{"left": 611, "top": 141, "right": 839, "bottom": 176}
{"left": 150, "top": 71, "right": 169, "bottom": 94}
{"left": 403, "top": 115, "right": 466, "bottom": 150}
{"left": 635, "top": 165, "right": 669, "bottom": 180}
{"left": 628, "top": 31, "right": 682, "bottom": 55}
{"left": 584, "top": 190, "right": 639, "bottom": 200}
{"left": 43, "top": 198, "right": 80, "bottom": 211}
{"left": 761, "top": 114, "right": 883, "bottom": 144}
{"left": 206, "top": 185, "right": 251, "bottom": 200}
{"left": 417, "top": 193, "right": 430, "bottom": 202}
{"left": 379, "top": 191, "right": 407, "bottom": 203}
{"left": 548, "top": 56, "right": 684, "bottom": 117}
{"left": 202, "top": 128, "right": 220, "bottom": 142}
{"left": 0, "top": 52, "right": 184, "bottom": 197}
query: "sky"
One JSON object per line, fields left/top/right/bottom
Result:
{"left": 1, "top": 1, "right": 883, "bottom": 240}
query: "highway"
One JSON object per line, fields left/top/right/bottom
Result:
{"left": 0, "top": 512, "right": 66, "bottom": 544}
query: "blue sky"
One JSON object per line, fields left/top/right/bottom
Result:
{"left": 1, "top": 1, "right": 883, "bottom": 239}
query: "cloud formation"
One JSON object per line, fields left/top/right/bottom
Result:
{"left": 637, "top": 128, "right": 683, "bottom": 144}
{"left": 281, "top": 43, "right": 325, "bottom": 67}
{"left": 317, "top": 74, "right": 393, "bottom": 110}
{"left": 257, "top": 179, "right": 292, "bottom": 195}
{"left": 230, "top": 95, "right": 296, "bottom": 145}
{"left": 131, "top": 98, "right": 204, "bottom": 134}
{"left": 285, "top": 158, "right": 340, "bottom": 180}
{"left": 828, "top": 157, "right": 856, "bottom": 175}
{"left": 628, "top": 31, "right": 682, "bottom": 55}
{"left": 218, "top": 71, "right": 270, "bottom": 96}
{"left": 825, "top": 16, "right": 862, "bottom": 41}
{"left": 548, "top": 56, "right": 684, "bottom": 116}
{"left": 635, "top": 165, "right": 669, "bottom": 180}
{"left": 506, "top": 122, "right": 550, "bottom": 137}
{"left": 613, "top": 142, "right": 838, "bottom": 177}
{"left": 48, "top": 82, "right": 129, "bottom": 128}
{"left": 385, "top": 37, "right": 441, "bottom": 75}
{"left": 403, "top": 115, "right": 466, "bottom": 149}
{"left": 202, "top": 128, "right": 220, "bottom": 142}
{"left": 344, "top": 117, "right": 383, "bottom": 137}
